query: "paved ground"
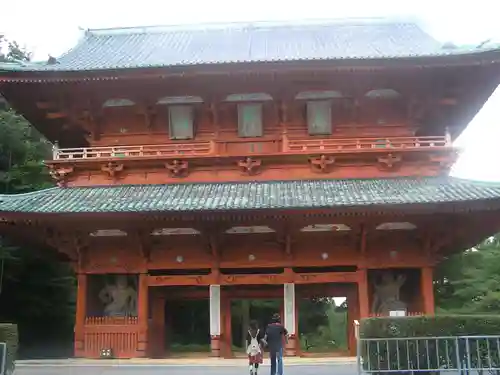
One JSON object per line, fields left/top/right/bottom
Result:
{"left": 16, "top": 362, "right": 357, "bottom": 375}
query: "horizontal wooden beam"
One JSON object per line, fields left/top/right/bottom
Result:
{"left": 147, "top": 271, "right": 359, "bottom": 286}
{"left": 148, "top": 274, "right": 216, "bottom": 287}
{"left": 295, "top": 271, "right": 359, "bottom": 284}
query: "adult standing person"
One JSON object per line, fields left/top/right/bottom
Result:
{"left": 265, "top": 313, "right": 288, "bottom": 375}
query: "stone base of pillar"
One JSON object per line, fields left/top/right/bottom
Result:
{"left": 210, "top": 336, "right": 221, "bottom": 357}
{"left": 136, "top": 340, "right": 148, "bottom": 358}
{"left": 74, "top": 339, "right": 85, "bottom": 358}
{"left": 284, "top": 335, "right": 298, "bottom": 357}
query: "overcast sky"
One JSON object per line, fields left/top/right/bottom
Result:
{"left": 2, "top": 0, "right": 500, "bottom": 181}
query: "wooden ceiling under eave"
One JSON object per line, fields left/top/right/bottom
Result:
{"left": 0, "top": 80, "right": 90, "bottom": 147}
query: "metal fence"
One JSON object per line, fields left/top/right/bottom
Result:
{"left": 357, "top": 335, "right": 500, "bottom": 374}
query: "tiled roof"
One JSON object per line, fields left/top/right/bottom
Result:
{"left": 1, "top": 176, "right": 500, "bottom": 214}
{"left": 1, "top": 18, "right": 499, "bottom": 73}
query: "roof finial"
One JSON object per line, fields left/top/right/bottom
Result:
{"left": 477, "top": 39, "right": 492, "bottom": 49}
{"left": 47, "top": 55, "right": 58, "bottom": 65}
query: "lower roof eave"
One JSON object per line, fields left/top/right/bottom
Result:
{"left": 2, "top": 200, "right": 500, "bottom": 223}
{"left": 2, "top": 51, "right": 500, "bottom": 82}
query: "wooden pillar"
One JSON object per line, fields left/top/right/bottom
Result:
{"left": 74, "top": 273, "right": 87, "bottom": 357}
{"left": 209, "top": 284, "right": 222, "bottom": 357}
{"left": 421, "top": 266, "right": 435, "bottom": 315}
{"left": 358, "top": 268, "right": 370, "bottom": 319}
{"left": 221, "top": 292, "right": 232, "bottom": 358}
{"left": 346, "top": 286, "right": 358, "bottom": 356}
{"left": 137, "top": 273, "right": 149, "bottom": 357}
{"left": 150, "top": 294, "right": 165, "bottom": 358}
{"left": 165, "top": 303, "right": 172, "bottom": 356}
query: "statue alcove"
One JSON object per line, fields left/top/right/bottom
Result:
{"left": 86, "top": 274, "right": 139, "bottom": 317}
{"left": 367, "top": 268, "right": 421, "bottom": 315}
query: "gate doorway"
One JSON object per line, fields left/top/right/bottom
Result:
{"left": 230, "top": 299, "right": 281, "bottom": 354}
{"left": 221, "top": 285, "right": 283, "bottom": 358}
{"left": 296, "top": 282, "right": 356, "bottom": 357}
{"left": 167, "top": 298, "right": 211, "bottom": 355}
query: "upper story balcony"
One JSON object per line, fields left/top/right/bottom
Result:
{"left": 51, "top": 134, "right": 452, "bottom": 161}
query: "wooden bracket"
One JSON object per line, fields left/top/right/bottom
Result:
{"left": 48, "top": 165, "right": 74, "bottom": 187}
{"left": 46, "top": 228, "right": 88, "bottom": 270}
{"left": 358, "top": 224, "right": 367, "bottom": 255}
{"left": 238, "top": 157, "right": 262, "bottom": 176}
{"left": 165, "top": 160, "right": 189, "bottom": 178}
{"left": 278, "top": 100, "right": 288, "bottom": 123}
{"left": 201, "top": 224, "right": 223, "bottom": 259}
{"left": 73, "top": 104, "right": 102, "bottom": 141}
{"left": 429, "top": 154, "right": 457, "bottom": 171}
{"left": 209, "top": 102, "right": 219, "bottom": 126}
{"left": 309, "top": 155, "right": 335, "bottom": 173}
{"left": 135, "top": 229, "right": 152, "bottom": 262}
{"left": 276, "top": 222, "right": 294, "bottom": 257}
{"left": 74, "top": 232, "right": 89, "bottom": 271}
{"left": 101, "top": 162, "right": 124, "bottom": 178}
{"left": 137, "top": 104, "right": 156, "bottom": 130}
{"left": 207, "top": 233, "right": 219, "bottom": 258}
{"left": 377, "top": 153, "right": 402, "bottom": 170}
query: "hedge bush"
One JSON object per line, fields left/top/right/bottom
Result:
{"left": 0, "top": 324, "right": 18, "bottom": 375}
{"left": 359, "top": 315, "right": 500, "bottom": 374}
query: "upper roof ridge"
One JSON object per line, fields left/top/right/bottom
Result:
{"left": 85, "top": 16, "right": 419, "bottom": 36}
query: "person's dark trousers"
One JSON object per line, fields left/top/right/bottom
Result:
{"left": 269, "top": 348, "right": 283, "bottom": 375}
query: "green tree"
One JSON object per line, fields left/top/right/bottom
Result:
{"left": 435, "top": 235, "right": 500, "bottom": 314}
{"left": 450, "top": 236, "right": 500, "bottom": 313}
{"left": 0, "top": 36, "right": 75, "bottom": 358}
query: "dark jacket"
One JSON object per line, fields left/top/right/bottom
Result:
{"left": 265, "top": 322, "right": 288, "bottom": 351}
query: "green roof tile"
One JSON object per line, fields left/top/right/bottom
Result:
{"left": 1, "top": 177, "right": 500, "bottom": 215}
{"left": 1, "top": 19, "right": 500, "bottom": 73}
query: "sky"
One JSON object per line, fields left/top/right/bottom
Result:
{"left": 2, "top": 0, "right": 500, "bottom": 181}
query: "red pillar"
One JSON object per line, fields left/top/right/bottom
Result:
{"left": 221, "top": 293, "right": 232, "bottom": 358}
{"left": 137, "top": 273, "right": 149, "bottom": 357}
{"left": 346, "top": 286, "right": 358, "bottom": 356}
{"left": 150, "top": 294, "right": 165, "bottom": 358}
{"left": 74, "top": 273, "right": 87, "bottom": 357}
{"left": 421, "top": 266, "right": 435, "bottom": 315}
{"left": 358, "top": 268, "right": 370, "bottom": 319}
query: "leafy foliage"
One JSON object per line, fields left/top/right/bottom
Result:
{"left": 0, "top": 35, "right": 32, "bottom": 62}
{"left": 361, "top": 315, "right": 500, "bottom": 338}
{"left": 0, "top": 324, "right": 18, "bottom": 374}
{"left": 436, "top": 235, "right": 500, "bottom": 314}
{"left": 360, "top": 315, "right": 500, "bottom": 373}
{"left": 0, "top": 37, "right": 75, "bottom": 358}
{"left": 299, "top": 298, "right": 348, "bottom": 352}
{"left": 0, "top": 110, "right": 52, "bottom": 194}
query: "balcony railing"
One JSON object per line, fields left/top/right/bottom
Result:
{"left": 53, "top": 141, "right": 215, "bottom": 160}
{"left": 283, "top": 135, "right": 450, "bottom": 153}
{"left": 51, "top": 135, "right": 452, "bottom": 160}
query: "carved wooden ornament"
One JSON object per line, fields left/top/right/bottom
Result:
{"left": 309, "top": 155, "right": 335, "bottom": 173}
{"left": 137, "top": 104, "right": 156, "bottom": 129}
{"left": 101, "top": 162, "right": 124, "bottom": 178}
{"left": 429, "top": 154, "right": 456, "bottom": 171}
{"left": 238, "top": 157, "right": 262, "bottom": 176}
{"left": 165, "top": 160, "right": 189, "bottom": 178}
{"left": 377, "top": 154, "right": 402, "bottom": 170}
{"left": 48, "top": 165, "right": 74, "bottom": 187}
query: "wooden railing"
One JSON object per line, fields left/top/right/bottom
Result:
{"left": 85, "top": 316, "right": 138, "bottom": 325}
{"left": 53, "top": 142, "right": 215, "bottom": 159}
{"left": 83, "top": 316, "right": 140, "bottom": 358}
{"left": 51, "top": 135, "right": 451, "bottom": 160}
{"left": 283, "top": 135, "right": 450, "bottom": 153}
{"left": 368, "top": 312, "right": 424, "bottom": 318}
